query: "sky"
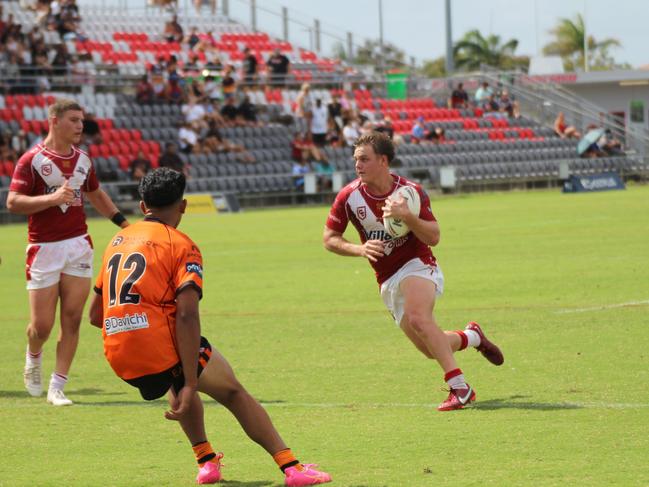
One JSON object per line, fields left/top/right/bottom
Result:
{"left": 220, "top": 0, "right": 647, "bottom": 68}
{"left": 76, "top": 0, "right": 646, "bottom": 68}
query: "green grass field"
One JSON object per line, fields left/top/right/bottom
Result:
{"left": 1, "top": 186, "right": 648, "bottom": 487}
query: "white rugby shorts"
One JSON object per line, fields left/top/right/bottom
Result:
{"left": 25, "top": 234, "right": 94, "bottom": 290}
{"left": 380, "top": 257, "right": 444, "bottom": 326}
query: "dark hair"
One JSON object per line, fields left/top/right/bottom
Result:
{"left": 139, "top": 167, "right": 186, "bottom": 208}
{"left": 354, "top": 131, "right": 395, "bottom": 164}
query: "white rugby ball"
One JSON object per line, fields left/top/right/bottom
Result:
{"left": 383, "top": 185, "right": 421, "bottom": 238}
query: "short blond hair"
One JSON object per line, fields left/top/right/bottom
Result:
{"left": 48, "top": 98, "right": 83, "bottom": 119}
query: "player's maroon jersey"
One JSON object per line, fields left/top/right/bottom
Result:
{"left": 326, "top": 174, "right": 437, "bottom": 285}
{"left": 9, "top": 143, "right": 99, "bottom": 243}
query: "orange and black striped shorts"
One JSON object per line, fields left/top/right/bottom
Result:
{"left": 124, "top": 336, "right": 213, "bottom": 401}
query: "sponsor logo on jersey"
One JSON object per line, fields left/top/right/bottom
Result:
{"left": 104, "top": 312, "right": 150, "bottom": 335}
{"left": 112, "top": 236, "right": 124, "bottom": 246}
{"left": 357, "top": 206, "right": 367, "bottom": 220}
{"left": 186, "top": 262, "right": 203, "bottom": 278}
{"left": 76, "top": 165, "right": 87, "bottom": 176}
{"left": 42, "top": 163, "right": 52, "bottom": 176}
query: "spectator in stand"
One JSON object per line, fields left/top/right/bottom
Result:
{"left": 375, "top": 117, "right": 394, "bottom": 139}
{"left": 267, "top": 48, "right": 290, "bottom": 86}
{"left": 411, "top": 116, "right": 426, "bottom": 143}
{"left": 203, "top": 48, "right": 223, "bottom": 72}
{"left": 51, "top": 44, "right": 69, "bottom": 76}
{"left": 242, "top": 47, "right": 258, "bottom": 86}
{"left": 328, "top": 95, "right": 343, "bottom": 129}
{"left": 325, "top": 119, "right": 342, "bottom": 147}
{"left": 165, "top": 71, "right": 185, "bottom": 104}
{"left": 554, "top": 112, "right": 581, "bottom": 139}
{"left": 129, "top": 150, "right": 152, "bottom": 182}
{"left": 178, "top": 121, "right": 199, "bottom": 154}
{"left": 221, "top": 64, "right": 237, "bottom": 99}
{"left": 82, "top": 111, "right": 102, "bottom": 145}
{"left": 425, "top": 126, "right": 446, "bottom": 144}
{"left": 182, "top": 95, "right": 208, "bottom": 131}
{"left": 360, "top": 120, "right": 374, "bottom": 137}
{"left": 342, "top": 118, "right": 360, "bottom": 147}
{"left": 136, "top": 75, "right": 155, "bottom": 104}
{"left": 220, "top": 96, "right": 239, "bottom": 126}
{"left": 599, "top": 129, "right": 623, "bottom": 156}
{"left": 184, "top": 52, "right": 202, "bottom": 75}
{"left": 498, "top": 89, "right": 518, "bottom": 118}
{"left": 310, "top": 99, "right": 328, "bottom": 148}
{"left": 482, "top": 94, "right": 501, "bottom": 116}
{"left": 203, "top": 75, "right": 221, "bottom": 101}
{"left": 315, "top": 159, "right": 335, "bottom": 192}
{"left": 474, "top": 81, "right": 492, "bottom": 106}
{"left": 159, "top": 142, "right": 187, "bottom": 175}
{"left": 294, "top": 83, "right": 313, "bottom": 132}
{"left": 291, "top": 132, "right": 326, "bottom": 165}
{"left": 237, "top": 95, "right": 257, "bottom": 125}
{"left": 203, "top": 118, "right": 252, "bottom": 160}
{"left": 163, "top": 15, "right": 183, "bottom": 43}
{"left": 185, "top": 26, "right": 200, "bottom": 50}
{"left": 448, "top": 82, "right": 469, "bottom": 109}
{"left": 292, "top": 157, "right": 311, "bottom": 191}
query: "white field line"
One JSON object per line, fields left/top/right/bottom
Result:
{"left": 256, "top": 401, "right": 649, "bottom": 410}
{"left": 6, "top": 400, "right": 649, "bottom": 410}
{"left": 555, "top": 299, "right": 649, "bottom": 314}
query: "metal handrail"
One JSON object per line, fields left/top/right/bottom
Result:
{"left": 429, "top": 66, "right": 649, "bottom": 157}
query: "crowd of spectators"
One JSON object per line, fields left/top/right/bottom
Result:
{"left": 0, "top": 1, "right": 88, "bottom": 94}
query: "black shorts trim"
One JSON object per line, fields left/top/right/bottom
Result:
{"left": 124, "top": 336, "right": 212, "bottom": 401}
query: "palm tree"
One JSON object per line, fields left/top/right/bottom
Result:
{"left": 453, "top": 29, "right": 519, "bottom": 71}
{"left": 543, "top": 14, "right": 621, "bottom": 71}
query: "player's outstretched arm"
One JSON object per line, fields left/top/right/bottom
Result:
{"left": 323, "top": 227, "right": 384, "bottom": 263}
{"left": 88, "top": 292, "right": 103, "bottom": 328}
{"left": 165, "top": 286, "right": 201, "bottom": 421}
{"left": 85, "top": 188, "right": 130, "bottom": 228}
{"left": 6, "top": 180, "right": 75, "bottom": 215}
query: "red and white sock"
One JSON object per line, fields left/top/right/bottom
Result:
{"left": 25, "top": 347, "right": 42, "bottom": 367}
{"left": 444, "top": 368, "right": 467, "bottom": 390}
{"left": 49, "top": 372, "right": 68, "bottom": 391}
{"left": 453, "top": 330, "right": 481, "bottom": 350}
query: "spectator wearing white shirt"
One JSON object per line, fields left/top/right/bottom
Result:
{"left": 178, "top": 121, "right": 199, "bottom": 154}
{"left": 342, "top": 118, "right": 360, "bottom": 147}
{"left": 310, "top": 99, "right": 328, "bottom": 147}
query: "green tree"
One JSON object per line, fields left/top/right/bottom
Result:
{"left": 453, "top": 29, "right": 520, "bottom": 71}
{"left": 419, "top": 56, "right": 446, "bottom": 78}
{"left": 543, "top": 14, "right": 622, "bottom": 71}
{"left": 353, "top": 39, "right": 408, "bottom": 71}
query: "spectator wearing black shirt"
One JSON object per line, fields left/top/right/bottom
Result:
{"left": 185, "top": 26, "right": 200, "bottom": 50}
{"left": 82, "top": 112, "right": 102, "bottom": 145}
{"left": 448, "top": 82, "right": 469, "bottom": 109}
{"left": 158, "top": 142, "right": 187, "bottom": 174}
{"left": 328, "top": 95, "right": 343, "bottom": 129}
{"left": 220, "top": 96, "right": 239, "bottom": 126}
{"left": 221, "top": 64, "right": 236, "bottom": 99}
{"left": 267, "top": 48, "right": 290, "bottom": 86}
{"left": 242, "top": 47, "right": 258, "bottom": 85}
{"left": 136, "top": 75, "right": 155, "bottom": 104}
{"left": 238, "top": 96, "right": 257, "bottom": 124}
{"left": 129, "top": 150, "right": 152, "bottom": 182}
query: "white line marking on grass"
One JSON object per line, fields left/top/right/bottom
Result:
{"left": 555, "top": 299, "right": 649, "bottom": 314}
{"left": 258, "top": 401, "right": 649, "bottom": 410}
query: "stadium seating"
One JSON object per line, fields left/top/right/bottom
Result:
{"left": 0, "top": 1, "right": 643, "bottom": 199}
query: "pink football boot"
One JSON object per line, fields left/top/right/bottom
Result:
{"left": 196, "top": 453, "right": 223, "bottom": 484}
{"left": 284, "top": 464, "right": 332, "bottom": 486}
